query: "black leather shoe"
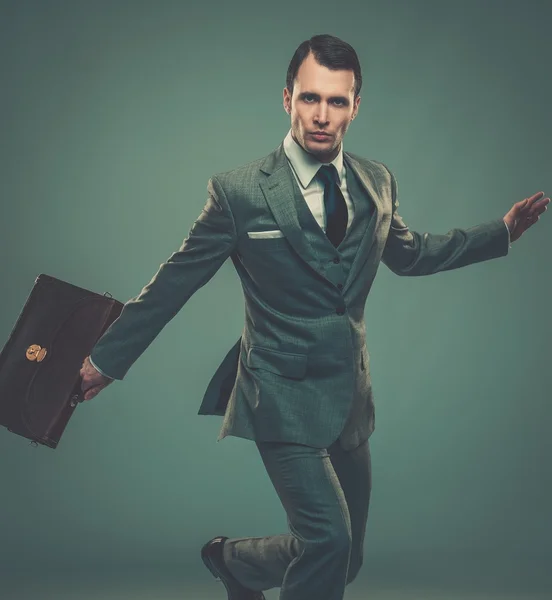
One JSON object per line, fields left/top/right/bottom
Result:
{"left": 201, "top": 536, "right": 266, "bottom": 600}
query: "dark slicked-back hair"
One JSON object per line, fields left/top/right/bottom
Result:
{"left": 286, "top": 34, "right": 362, "bottom": 99}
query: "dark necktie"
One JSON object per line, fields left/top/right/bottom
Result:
{"left": 317, "top": 164, "right": 348, "bottom": 248}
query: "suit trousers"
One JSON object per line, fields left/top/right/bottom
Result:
{"left": 222, "top": 437, "right": 372, "bottom": 600}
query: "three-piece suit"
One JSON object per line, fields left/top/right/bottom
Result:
{"left": 89, "top": 130, "right": 510, "bottom": 598}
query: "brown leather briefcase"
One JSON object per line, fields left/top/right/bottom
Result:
{"left": 0, "top": 274, "right": 123, "bottom": 449}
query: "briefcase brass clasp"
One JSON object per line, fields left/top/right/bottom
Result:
{"left": 26, "top": 344, "right": 47, "bottom": 362}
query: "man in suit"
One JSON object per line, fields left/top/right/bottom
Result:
{"left": 80, "top": 34, "right": 548, "bottom": 600}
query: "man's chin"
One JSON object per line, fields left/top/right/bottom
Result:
{"left": 306, "top": 143, "right": 334, "bottom": 160}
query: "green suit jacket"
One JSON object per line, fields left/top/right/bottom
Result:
{"left": 90, "top": 141, "right": 510, "bottom": 448}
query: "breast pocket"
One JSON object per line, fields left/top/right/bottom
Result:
{"left": 242, "top": 230, "right": 291, "bottom": 254}
{"left": 247, "top": 229, "right": 285, "bottom": 239}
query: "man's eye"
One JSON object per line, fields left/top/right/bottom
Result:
{"left": 304, "top": 96, "right": 314, "bottom": 102}
{"left": 333, "top": 100, "right": 344, "bottom": 106}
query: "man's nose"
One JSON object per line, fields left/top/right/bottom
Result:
{"left": 314, "top": 104, "right": 329, "bottom": 125}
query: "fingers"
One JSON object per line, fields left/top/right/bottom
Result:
{"left": 523, "top": 197, "right": 549, "bottom": 220}
{"left": 80, "top": 355, "right": 111, "bottom": 400}
{"left": 523, "top": 192, "right": 547, "bottom": 212}
{"left": 523, "top": 191, "right": 544, "bottom": 206}
{"left": 519, "top": 195, "right": 549, "bottom": 222}
{"left": 83, "top": 384, "right": 104, "bottom": 401}
{"left": 522, "top": 192, "right": 544, "bottom": 208}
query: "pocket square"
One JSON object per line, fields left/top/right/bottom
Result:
{"left": 247, "top": 230, "right": 285, "bottom": 239}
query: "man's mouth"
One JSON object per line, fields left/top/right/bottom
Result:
{"left": 310, "top": 132, "right": 331, "bottom": 139}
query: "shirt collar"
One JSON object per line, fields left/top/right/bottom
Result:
{"left": 283, "top": 129, "right": 344, "bottom": 189}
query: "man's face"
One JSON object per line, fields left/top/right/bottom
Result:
{"left": 283, "top": 51, "right": 360, "bottom": 163}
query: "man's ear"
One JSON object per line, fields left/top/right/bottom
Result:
{"left": 352, "top": 94, "right": 361, "bottom": 120}
{"left": 283, "top": 87, "right": 291, "bottom": 114}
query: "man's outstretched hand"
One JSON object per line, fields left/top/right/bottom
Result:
{"left": 504, "top": 191, "right": 549, "bottom": 243}
{"left": 80, "top": 356, "right": 114, "bottom": 401}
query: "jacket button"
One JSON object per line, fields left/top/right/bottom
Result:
{"left": 336, "top": 306, "right": 346, "bottom": 315}
{"left": 333, "top": 257, "right": 340, "bottom": 264}
{"left": 337, "top": 283, "right": 343, "bottom": 290}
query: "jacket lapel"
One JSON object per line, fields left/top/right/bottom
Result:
{"left": 341, "top": 153, "right": 384, "bottom": 294}
{"left": 258, "top": 144, "right": 325, "bottom": 281}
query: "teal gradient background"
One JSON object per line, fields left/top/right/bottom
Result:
{"left": 1, "top": 0, "right": 550, "bottom": 598}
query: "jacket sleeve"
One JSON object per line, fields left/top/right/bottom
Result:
{"left": 89, "top": 175, "right": 237, "bottom": 380}
{"left": 380, "top": 167, "right": 510, "bottom": 276}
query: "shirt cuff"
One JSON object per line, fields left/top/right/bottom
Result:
{"left": 89, "top": 355, "right": 114, "bottom": 380}
{"left": 504, "top": 220, "right": 512, "bottom": 249}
